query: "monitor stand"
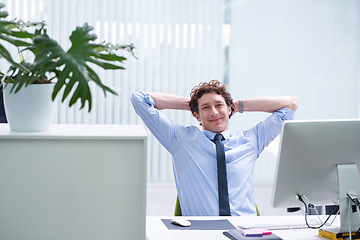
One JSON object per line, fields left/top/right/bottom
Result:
{"left": 319, "top": 164, "right": 360, "bottom": 239}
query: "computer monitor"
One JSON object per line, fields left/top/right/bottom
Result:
{"left": 271, "top": 119, "right": 360, "bottom": 234}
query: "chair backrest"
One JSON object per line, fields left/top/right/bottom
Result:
{"left": 174, "top": 196, "right": 182, "bottom": 216}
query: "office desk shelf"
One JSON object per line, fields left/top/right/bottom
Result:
{"left": 0, "top": 124, "right": 147, "bottom": 240}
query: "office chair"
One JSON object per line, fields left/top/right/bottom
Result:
{"left": 174, "top": 196, "right": 260, "bottom": 216}
{"left": 174, "top": 196, "right": 182, "bottom": 216}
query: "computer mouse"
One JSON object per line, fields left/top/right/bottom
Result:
{"left": 170, "top": 218, "right": 191, "bottom": 227}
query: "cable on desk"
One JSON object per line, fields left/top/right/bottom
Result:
{"left": 297, "top": 194, "right": 339, "bottom": 229}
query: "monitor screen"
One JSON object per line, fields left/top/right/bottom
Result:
{"left": 272, "top": 119, "right": 360, "bottom": 208}
{"left": 271, "top": 119, "right": 360, "bottom": 233}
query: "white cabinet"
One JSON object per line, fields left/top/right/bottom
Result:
{"left": 0, "top": 124, "right": 147, "bottom": 240}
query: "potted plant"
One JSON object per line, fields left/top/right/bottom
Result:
{"left": 0, "top": 3, "right": 135, "bottom": 131}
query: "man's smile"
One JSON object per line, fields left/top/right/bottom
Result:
{"left": 209, "top": 116, "right": 224, "bottom": 122}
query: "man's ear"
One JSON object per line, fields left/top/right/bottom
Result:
{"left": 228, "top": 106, "right": 232, "bottom": 116}
{"left": 193, "top": 112, "right": 201, "bottom": 123}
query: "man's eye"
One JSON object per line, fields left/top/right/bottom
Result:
{"left": 202, "top": 106, "right": 208, "bottom": 110}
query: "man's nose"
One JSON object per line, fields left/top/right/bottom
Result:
{"left": 210, "top": 106, "right": 218, "bottom": 114}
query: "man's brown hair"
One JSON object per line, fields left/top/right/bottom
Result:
{"left": 189, "top": 80, "right": 235, "bottom": 117}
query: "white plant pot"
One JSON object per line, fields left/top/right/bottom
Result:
{"left": 3, "top": 83, "right": 56, "bottom": 132}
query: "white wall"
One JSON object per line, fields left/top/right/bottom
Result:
{"left": 229, "top": 0, "right": 360, "bottom": 182}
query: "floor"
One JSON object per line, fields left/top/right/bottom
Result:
{"left": 146, "top": 182, "right": 303, "bottom": 216}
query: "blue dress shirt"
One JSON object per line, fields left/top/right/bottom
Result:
{"left": 131, "top": 91, "right": 295, "bottom": 216}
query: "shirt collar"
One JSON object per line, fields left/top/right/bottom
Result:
{"left": 203, "top": 129, "right": 230, "bottom": 141}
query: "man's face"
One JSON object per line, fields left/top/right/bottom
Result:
{"left": 193, "top": 92, "right": 231, "bottom": 133}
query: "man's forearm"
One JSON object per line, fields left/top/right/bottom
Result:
{"left": 234, "top": 96, "right": 299, "bottom": 113}
{"left": 146, "top": 92, "right": 190, "bottom": 111}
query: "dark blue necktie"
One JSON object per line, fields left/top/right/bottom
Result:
{"left": 214, "top": 133, "right": 231, "bottom": 216}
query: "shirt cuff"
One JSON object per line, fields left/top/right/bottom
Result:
{"left": 140, "top": 91, "right": 156, "bottom": 108}
{"left": 275, "top": 107, "right": 295, "bottom": 121}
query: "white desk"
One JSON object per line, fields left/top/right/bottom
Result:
{"left": 0, "top": 124, "right": 147, "bottom": 240}
{"left": 146, "top": 215, "right": 331, "bottom": 240}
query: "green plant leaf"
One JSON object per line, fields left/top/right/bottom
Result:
{"left": 0, "top": 4, "right": 35, "bottom": 72}
{"left": 10, "top": 30, "right": 34, "bottom": 39}
{"left": 99, "top": 53, "right": 127, "bottom": 62}
{"left": 29, "top": 23, "right": 133, "bottom": 111}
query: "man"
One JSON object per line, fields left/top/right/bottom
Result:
{"left": 131, "top": 80, "right": 299, "bottom": 216}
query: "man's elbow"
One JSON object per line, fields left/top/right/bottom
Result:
{"left": 287, "top": 97, "right": 299, "bottom": 111}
